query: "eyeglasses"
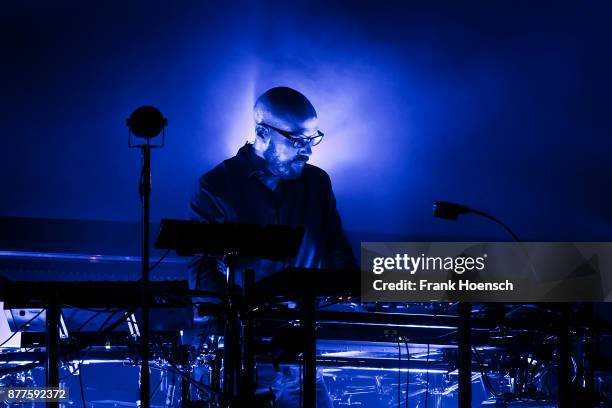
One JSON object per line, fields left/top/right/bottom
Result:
{"left": 261, "top": 123, "right": 324, "bottom": 149}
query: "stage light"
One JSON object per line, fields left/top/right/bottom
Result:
{"left": 127, "top": 106, "right": 167, "bottom": 139}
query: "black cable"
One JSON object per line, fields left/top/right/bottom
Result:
{"left": 0, "top": 309, "right": 45, "bottom": 348}
{"left": 78, "top": 363, "right": 87, "bottom": 408}
{"left": 149, "top": 249, "right": 171, "bottom": 273}
{"left": 471, "top": 209, "right": 521, "bottom": 242}
{"left": 404, "top": 341, "right": 410, "bottom": 408}
{"left": 425, "top": 343, "right": 429, "bottom": 408}
{"left": 96, "top": 310, "right": 121, "bottom": 333}
{"left": 75, "top": 310, "right": 108, "bottom": 332}
{"left": 472, "top": 346, "right": 502, "bottom": 398}
{"left": 150, "top": 373, "right": 164, "bottom": 400}
{"left": 71, "top": 310, "right": 123, "bottom": 358}
{"left": 74, "top": 307, "right": 124, "bottom": 333}
{"left": 397, "top": 340, "right": 402, "bottom": 408}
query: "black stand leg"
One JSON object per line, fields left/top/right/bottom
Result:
{"left": 241, "top": 269, "right": 255, "bottom": 403}
{"left": 558, "top": 303, "right": 572, "bottom": 408}
{"left": 223, "top": 256, "right": 239, "bottom": 407}
{"left": 458, "top": 302, "right": 471, "bottom": 408}
{"left": 46, "top": 298, "right": 60, "bottom": 408}
{"left": 174, "top": 344, "right": 190, "bottom": 405}
{"left": 584, "top": 304, "right": 595, "bottom": 407}
{"left": 181, "top": 372, "right": 190, "bottom": 404}
{"left": 302, "top": 295, "right": 316, "bottom": 408}
{"left": 140, "top": 144, "right": 151, "bottom": 408}
{"left": 212, "top": 346, "right": 223, "bottom": 404}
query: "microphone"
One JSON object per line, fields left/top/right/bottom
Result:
{"left": 433, "top": 201, "right": 471, "bottom": 221}
{"left": 433, "top": 201, "right": 520, "bottom": 242}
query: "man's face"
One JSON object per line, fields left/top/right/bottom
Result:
{"left": 262, "top": 118, "right": 318, "bottom": 179}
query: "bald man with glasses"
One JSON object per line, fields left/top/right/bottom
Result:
{"left": 190, "top": 86, "right": 356, "bottom": 289}
{"left": 188, "top": 86, "right": 356, "bottom": 407}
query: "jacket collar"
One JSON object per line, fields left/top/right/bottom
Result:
{"left": 236, "top": 143, "right": 281, "bottom": 190}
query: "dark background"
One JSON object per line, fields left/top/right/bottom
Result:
{"left": 2, "top": 0, "right": 612, "bottom": 244}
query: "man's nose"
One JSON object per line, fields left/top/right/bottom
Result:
{"left": 299, "top": 143, "right": 312, "bottom": 155}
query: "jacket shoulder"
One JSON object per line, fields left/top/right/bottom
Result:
{"left": 303, "top": 163, "right": 332, "bottom": 187}
{"left": 197, "top": 155, "right": 245, "bottom": 192}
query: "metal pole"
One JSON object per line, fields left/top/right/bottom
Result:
{"left": 585, "top": 321, "right": 596, "bottom": 406}
{"left": 223, "top": 256, "right": 238, "bottom": 406}
{"left": 458, "top": 302, "right": 471, "bottom": 408}
{"left": 241, "top": 269, "right": 255, "bottom": 403}
{"left": 557, "top": 303, "right": 572, "bottom": 408}
{"left": 181, "top": 346, "right": 191, "bottom": 404}
{"left": 213, "top": 346, "right": 223, "bottom": 405}
{"left": 46, "top": 297, "right": 60, "bottom": 408}
{"left": 302, "top": 295, "right": 316, "bottom": 408}
{"left": 140, "top": 144, "right": 151, "bottom": 408}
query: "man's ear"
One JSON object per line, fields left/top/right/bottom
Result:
{"left": 255, "top": 124, "right": 270, "bottom": 140}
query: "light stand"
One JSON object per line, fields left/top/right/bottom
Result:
{"left": 128, "top": 106, "right": 167, "bottom": 408}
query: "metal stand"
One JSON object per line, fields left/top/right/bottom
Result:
{"left": 222, "top": 256, "right": 240, "bottom": 407}
{"left": 180, "top": 346, "right": 191, "bottom": 405}
{"left": 46, "top": 297, "right": 60, "bottom": 408}
{"left": 241, "top": 269, "right": 256, "bottom": 403}
{"left": 557, "top": 304, "right": 572, "bottom": 408}
{"left": 583, "top": 304, "right": 595, "bottom": 407}
{"left": 457, "top": 302, "right": 471, "bottom": 408}
{"left": 181, "top": 376, "right": 190, "bottom": 404}
{"left": 212, "top": 345, "right": 223, "bottom": 403}
{"left": 302, "top": 295, "right": 317, "bottom": 408}
{"left": 139, "top": 144, "right": 151, "bottom": 408}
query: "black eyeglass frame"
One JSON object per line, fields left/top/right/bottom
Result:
{"left": 260, "top": 123, "right": 324, "bottom": 148}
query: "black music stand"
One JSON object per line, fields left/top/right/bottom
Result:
{"left": 155, "top": 219, "right": 303, "bottom": 407}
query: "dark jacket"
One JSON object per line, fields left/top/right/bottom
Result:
{"left": 189, "top": 143, "right": 356, "bottom": 290}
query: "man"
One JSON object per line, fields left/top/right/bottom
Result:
{"left": 189, "top": 86, "right": 356, "bottom": 407}
{"left": 189, "top": 86, "right": 356, "bottom": 289}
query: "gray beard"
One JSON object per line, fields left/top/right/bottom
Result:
{"left": 263, "top": 142, "right": 306, "bottom": 180}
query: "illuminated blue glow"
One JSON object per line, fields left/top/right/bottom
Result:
{"left": 0, "top": 250, "right": 186, "bottom": 264}
{"left": 320, "top": 366, "right": 449, "bottom": 374}
{"left": 321, "top": 321, "right": 457, "bottom": 330}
